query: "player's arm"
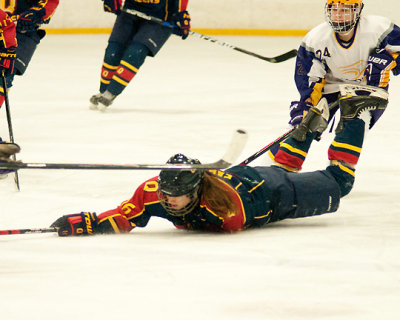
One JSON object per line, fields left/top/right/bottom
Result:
{"left": 289, "top": 44, "right": 327, "bottom": 127}
{"left": 294, "top": 44, "right": 327, "bottom": 104}
{"left": 0, "top": 10, "right": 17, "bottom": 76}
{"left": 39, "top": 0, "right": 60, "bottom": 20}
{"left": 17, "top": 0, "right": 60, "bottom": 32}
{"left": 170, "top": 0, "right": 191, "bottom": 40}
{"left": 95, "top": 182, "right": 156, "bottom": 234}
{"left": 0, "top": 10, "right": 17, "bottom": 48}
{"left": 50, "top": 179, "right": 156, "bottom": 236}
{"left": 103, "top": 0, "right": 123, "bottom": 14}
{"left": 364, "top": 24, "right": 400, "bottom": 89}
{"left": 364, "top": 49, "right": 399, "bottom": 89}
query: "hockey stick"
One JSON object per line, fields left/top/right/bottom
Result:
{"left": 122, "top": 8, "right": 298, "bottom": 63}
{"left": 1, "top": 74, "right": 20, "bottom": 190}
{"left": 0, "top": 227, "right": 57, "bottom": 235}
{"left": 0, "top": 129, "right": 248, "bottom": 171}
{"left": 240, "top": 128, "right": 294, "bottom": 165}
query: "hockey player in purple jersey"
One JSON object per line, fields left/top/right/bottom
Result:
{"left": 270, "top": 0, "right": 400, "bottom": 173}
{"left": 89, "top": 0, "right": 191, "bottom": 111}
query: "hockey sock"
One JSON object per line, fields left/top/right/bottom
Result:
{"left": 106, "top": 42, "right": 149, "bottom": 96}
{"left": 326, "top": 163, "right": 355, "bottom": 197}
{"left": 267, "top": 144, "right": 280, "bottom": 162}
{"left": 273, "top": 131, "right": 317, "bottom": 171}
{"left": 100, "top": 62, "right": 118, "bottom": 93}
{"left": 328, "top": 118, "right": 365, "bottom": 165}
{"left": 100, "top": 41, "right": 125, "bottom": 93}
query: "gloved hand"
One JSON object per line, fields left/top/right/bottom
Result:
{"left": 50, "top": 212, "right": 98, "bottom": 236}
{"left": 288, "top": 100, "right": 312, "bottom": 127}
{"left": 17, "top": 6, "right": 47, "bottom": 32}
{"left": 364, "top": 48, "right": 400, "bottom": 89}
{"left": 0, "top": 141, "right": 20, "bottom": 175}
{"left": 103, "top": 0, "right": 121, "bottom": 14}
{"left": 0, "top": 47, "right": 16, "bottom": 76}
{"left": 173, "top": 11, "right": 191, "bottom": 40}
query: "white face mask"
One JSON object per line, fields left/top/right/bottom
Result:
{"left": 325, "top": 2, "right": 362, "bottom": 34}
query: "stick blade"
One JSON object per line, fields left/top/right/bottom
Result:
{"left": 266, "top": 49, "right": 298, "bottom": 63}
{"left": 218, "top": 128, "right": 248, "bottom": 167}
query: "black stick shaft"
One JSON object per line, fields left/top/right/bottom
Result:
{"left": 240, "top": 128, "right": 294, "bottom": 165}
{"left": 122, "top": 8, "right": 297, "bottom": 63}
{"left": 0, "top": 161, "right": 231, "bottom": 170}
{"left": 1, "top": 74, "right": 20, "bottom": 190}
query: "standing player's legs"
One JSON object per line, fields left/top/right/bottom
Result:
{"left": 89, "top": 12, "right": 137, "bottom": 110}
{"left": 96, "top": 21, "right": 172, "bottom": 111}
{"left": 90, "top": 12, "right": 172, "bottom": 111}
{"left": 96, "top": 41, "right": 149, "bottom": 110}
{"left": 328, "top": 87, "right": 388, "bottom": 168}
{"left": 268, "top": 93, "right": 339, "bottom": 171}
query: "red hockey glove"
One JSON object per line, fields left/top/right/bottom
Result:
{"left": 364, "top": 48, "right": 400, "bottom": 89}
{"left": 0, "top": 47, "right": 16, "bottom": 76}
{"left": 17, "top": 6, "right": 47, "bottom": 32}
{"left": 50, "top": 212, "right": 98, "bottom": 236}
{"left": 103, "top": 0, "right": 121, "bottom": 14}
{"left": 173, "top": 11, "right": 191, "bottom": 40}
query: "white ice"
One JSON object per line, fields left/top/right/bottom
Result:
{"left": 0, "top": 35, "right": 399, "bottom": 320}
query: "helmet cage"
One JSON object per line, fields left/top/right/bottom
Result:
{"left": 157, "top": 184, "right": 201, "bottom": 217}
{"left": 325, "top": 1, "right": 363, "bottom": 34}
{"left": 157, "top": 153, "right": 204, "bottom": 217}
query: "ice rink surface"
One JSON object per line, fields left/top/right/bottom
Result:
{"left": 0, "top": 34, "right": 399, "bottom": 320}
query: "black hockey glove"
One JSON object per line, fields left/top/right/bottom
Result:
{"left": 0, "top": 47, "right": 16, "bottom": 76}
{"left": 17, "top": 6, "right": 47, "bottom": 32}
{"left": 50, "top": 212, "right": 98, "bottom": 236}
{"left": 0, "top": 141, "right": 20, "bottom": 175}
{"left": 173, "top": 11, "right": 191, "bottom": 40}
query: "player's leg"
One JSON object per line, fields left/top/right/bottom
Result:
{"left": 269, "top": 159, "right": 355, "bottom": 221}
{"left": 96, "top": 20, "right": 173, "bottom": 111}
{"left": 89, "top": 12, "right": 138, "bottom": 109}
{"left": 271, "top": 97, "right": 331, "bottom": 172}
{"left": 328, "top": 84, "right": 388, "bottom": 168}
{"left": 96, "top": 41, "right": 149, "bottom": 110}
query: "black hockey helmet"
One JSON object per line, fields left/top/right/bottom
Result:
{"left": 158, "top": 153, "right": 204, "bottom": 197}
{"left": 157, "top": 154, "right": 204, "bottom": 216}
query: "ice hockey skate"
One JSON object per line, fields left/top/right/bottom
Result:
{"left": 97, "top": 91, "right": 116, "bottom": 112}
{"left": 89, "top": 93, "right": 101, "bottom": 110}
{"left": 89, "top": 91, "right": 116, "bottom": 111}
